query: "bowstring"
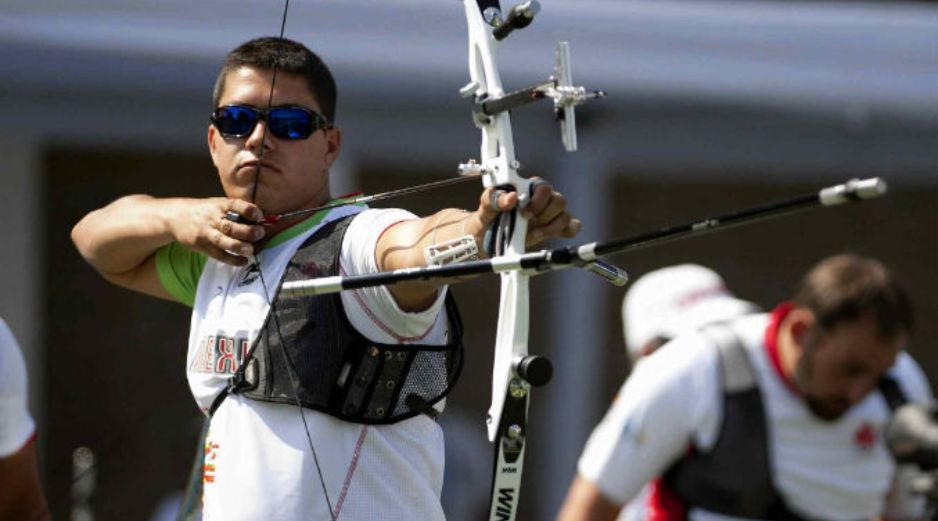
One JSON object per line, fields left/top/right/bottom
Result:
{"left": 248, "top": 0, "right": 337, "bottom": 518}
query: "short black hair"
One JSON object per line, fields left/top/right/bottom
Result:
{"left": 793, "top": 254, "right": 914, "bottom": 340}
{"left": 213, "top": 37, "right": 338, "bottom": 122}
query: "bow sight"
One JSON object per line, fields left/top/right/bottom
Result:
{"left": 457, "top": 1, "right": 606, "bottom": 155}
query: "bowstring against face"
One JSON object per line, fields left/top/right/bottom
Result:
{"left": 239, "top": 3, "right": 337, "bottom": 519}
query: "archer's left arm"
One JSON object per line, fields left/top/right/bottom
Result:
{"left": 376, "top": 182, "right": 581, "bottom": 312}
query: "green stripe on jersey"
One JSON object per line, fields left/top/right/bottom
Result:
{"left": 155, "top": 242, "right": 207, "bottom": 307}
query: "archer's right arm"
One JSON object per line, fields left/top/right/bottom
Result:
{"left": 71, "top": 195, "right": 264, "bottom": 299}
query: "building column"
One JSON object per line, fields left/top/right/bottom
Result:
{"left": 533, "top": 145, "right": 613, "bottom": 519}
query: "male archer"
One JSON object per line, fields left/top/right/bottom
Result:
{"left": 72, "top": 36, "right": 580, "bottom": 520}
{"left": 557, "top": 254, "right": 933, "bottom": 521}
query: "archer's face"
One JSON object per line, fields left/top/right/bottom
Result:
{"left": 794, "top": 316, "right": 902, "bottom": 421}
{"left": 208, "top": 66, "right": 340, "bottom": 216}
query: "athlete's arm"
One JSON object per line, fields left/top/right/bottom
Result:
{"left": 556, "top": 475, "right": 621, "bottom": 521}
{"left": 0, "top": 322, "right": 48, "bottom": 520}
{"left": 376, "top": 183, "right": 580, "bottom": 311}
{"left": 557, "top": 337, "right": 719, "bottom": 518}
{"left": 72, "top": 195, "right": 265, "bottom": 299}
{"left": 0, "top": 438, "right": 49, "bottom": 521}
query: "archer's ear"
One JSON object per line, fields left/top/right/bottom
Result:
{"left": 207, "top": 124, "right": 220, "bottom": 168}
{"left": 324, "top": 127, "right": 342, "bottom": 168}
{"left": 788, "top": 308, "right": 817, "bottom": 351}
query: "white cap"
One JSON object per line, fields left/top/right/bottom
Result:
{"left": 622, "top": 264, "right": 758, "bottom": 360}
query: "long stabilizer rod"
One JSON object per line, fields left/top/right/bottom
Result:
{"left": 282, "top": 177, "right": 886, "bottom": 298}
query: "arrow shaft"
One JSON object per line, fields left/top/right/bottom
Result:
{"left": 281, "top": 178, "right": 887, "bottom": 297}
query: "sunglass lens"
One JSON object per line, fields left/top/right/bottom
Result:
{"left": 269, "top": 107, "right": 315, "bottom": 140}
{"left": 214, "top": 106, "right": 258, "bottom": 137}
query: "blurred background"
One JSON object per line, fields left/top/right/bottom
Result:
{"left": 1, "top": 0, "right": 936, "bottom": 519}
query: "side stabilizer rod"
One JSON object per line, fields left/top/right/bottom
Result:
{"left": 281, "top": 178, "right": 887, "bottom": 297}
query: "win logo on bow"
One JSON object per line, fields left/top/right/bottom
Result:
{"left": 493, "top": 488, "right": 516, "bottom": 520}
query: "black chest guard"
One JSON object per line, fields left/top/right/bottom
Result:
{"left": 663, "top": 324, "right": 907, "bottom": 521}
{"left": 216, "top": 214, "right": 464, "bottom": 425}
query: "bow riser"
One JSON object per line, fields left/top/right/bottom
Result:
{"left": 463, "top": 0, "right": 535, "bottom": 449}
{"left": 463, "top": 3, "right": 541, "bottom": 521}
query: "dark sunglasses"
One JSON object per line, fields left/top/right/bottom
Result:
{"left": 210, "top": 105, "right": 331, "bottom": 140}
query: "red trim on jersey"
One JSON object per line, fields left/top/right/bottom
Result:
{"left": 340, "top": 216, "right": 437, "bottom": 343}
{"left": 375, "top": 219, "right": 408, "bottom": 247}
{"left": 645, "top": 477, "right": 686, "bottom": 521}
{"left": 15, "top": 430, "right": 38, "bottom": 454}
{"left": 333, "top": 426, "right": 369, "bottom": 518}
{"left": 764, "top": 302, "right": 800, "bottom": 395}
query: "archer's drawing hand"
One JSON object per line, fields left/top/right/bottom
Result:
{"left": 170, "top": 198, "right": 267, "bottom": 266}
{"left": 474, "top": 178, "right": 582, "bottom": 249}
{"left": 73, "top": 194, "right": 266, "bottom": 299}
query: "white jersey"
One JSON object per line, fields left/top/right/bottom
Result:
{"left": 578, "top": 311, "right": 933, "bottom": 521}
{"left": 0, "top": 318, "right": 35, "bottom": 457}
{"left": 161, "top": 207, "right": 453, "bottom": 521}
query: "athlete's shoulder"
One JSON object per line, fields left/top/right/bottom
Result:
{"left": 341, "top": 207, "right": 418, "bottom": 268}
{"left": 639, "top": 312, "right": 768, "bottom": 376}
{"left": 639, "top": 331, "right": 719, "bottom": 376}
{"left": 728, "top": 312, "right": 771, "bottom": 346}
{"left": 888, "top": 351, "right": 933, "bottom": 404}
{"left": 625, "top": 329, "right": 723, "bottom": 408}
{"left": 0, "top": 318, "right": 15, "bottom": 349}
{"left": 0, "top": 319, "right": 27, "bottom": 394}
{"left": 348, "top": 207, "right": 417, "bottom": 227}
{"left": 0, "top": 318, "right": 35, "bottom": 457}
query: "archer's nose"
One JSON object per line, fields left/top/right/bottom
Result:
{"left": 245, "top": 119, "right": 274, "bottom": 153}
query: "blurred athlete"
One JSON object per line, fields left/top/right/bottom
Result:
{"left": 616, "top": 264, "right": 758, "bottom": 520}
{"left": 622, "top": 264, "right": 758, "bottom": 363}
{"left": 0, "top": 318, "right": 49, "bottom": 521}
{"left": 559, "top": 254, "right": 933, "bottom": 521}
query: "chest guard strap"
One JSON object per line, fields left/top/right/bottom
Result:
{"left": 663, "top": 325, "right": 908, "bottom": 521}
{"left": 215, "top": 214, "right": 464, "bottom": 425}
{"left": 663, "top": 324, "right": 813, "bottom": 521}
